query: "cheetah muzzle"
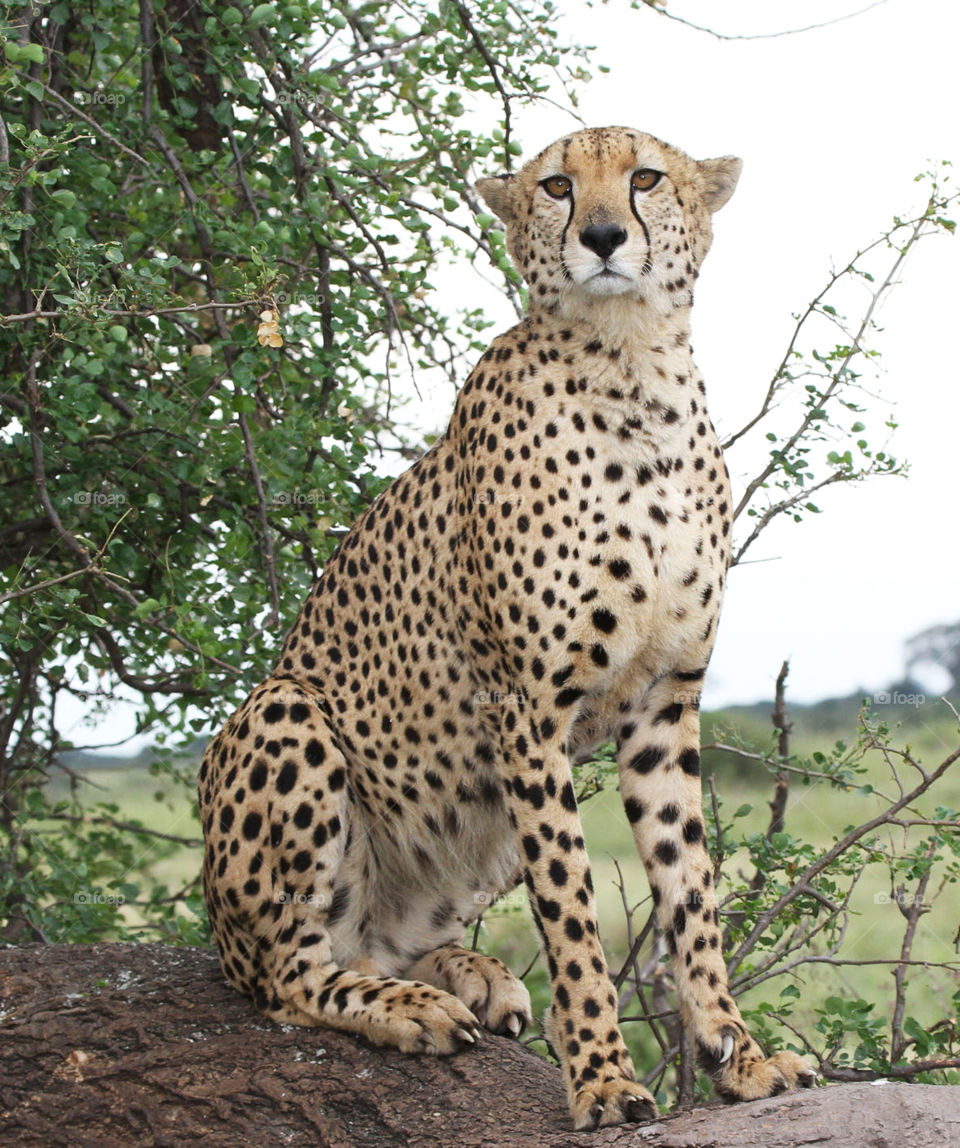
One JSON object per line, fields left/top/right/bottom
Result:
{"left": 199, "top": 126, "right": 817, "bottom": 1131}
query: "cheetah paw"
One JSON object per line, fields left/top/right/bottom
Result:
{"left": 452, "top": 953, "right": 532, "bottom": 1038}
{"left": 408, "top": 949, "right": 532, "bottom": 1039}
{"left": 390, "top": 989, "right": 483, "bottom": 1056}
{"left": 571, "top": 1079, "right": 658, "bottom": 1131}
{"left": 703, "top": 1029, "right": 818, "bottom": 1100}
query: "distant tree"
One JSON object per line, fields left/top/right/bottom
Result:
{"left": 905, "top": 622, "right": 960, "bottom": 694}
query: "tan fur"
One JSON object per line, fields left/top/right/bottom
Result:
{"left": 199, "top": 126, "right": 814, "bottom": 1130}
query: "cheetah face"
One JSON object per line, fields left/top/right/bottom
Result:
{"left": 476, "top": 127, "right": 741, "bottom": 320}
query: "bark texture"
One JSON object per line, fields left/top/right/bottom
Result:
{"left": 1, "top": 943, "right": 958, "bottom": 1147}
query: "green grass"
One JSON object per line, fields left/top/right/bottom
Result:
{"left": 41, "top": 700, "right": 959, "bottom": 1090}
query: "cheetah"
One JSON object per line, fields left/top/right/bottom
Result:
{"left": 199, "top": 126, "right": 816, "bottom": 1130}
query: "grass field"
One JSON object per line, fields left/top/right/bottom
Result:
{"left": 47, "top": 696, "right": 960, "bottom": 1089}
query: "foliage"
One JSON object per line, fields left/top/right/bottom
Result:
{"left": 502, "top": 694, "right": 960, "bottom": 1102}
{"left": 0, "top": 0, "right": 583, "bottom": 942}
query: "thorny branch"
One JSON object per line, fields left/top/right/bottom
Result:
{"left": 606, "top": 671, "right": 959, "bottom": 1087}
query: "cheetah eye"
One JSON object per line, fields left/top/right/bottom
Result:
{"left": 540, "top": 175, "right": 572, "bottom": 199}
{"left": 631, "top": 169, "right": 662, "bottom": 192}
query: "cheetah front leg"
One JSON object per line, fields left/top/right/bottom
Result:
{"left": 201, "top": 678, "right": 481, "bottom": 1057}
{"left": 500, "top": 712, "right": 657, "bottom": 1131}
{"left": 617, "top": 674, "right": 817, "bottom": 1099}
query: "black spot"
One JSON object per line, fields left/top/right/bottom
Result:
{"left": 683, "top": 818, "right": 704, "bottom": 844}
{"left": 624, "top": 797, "right": 645, "bottom": 823}
{"left": 263, "top": 703, "right": 286, "bottom": 723}
{"left": 537, "top": 896, "right": 561, "bottom": 921}
{"left": 549, "top": 859, "right": 568, "bottom": 886}
{"left": 658, "top": 803, "right": 680, "bottom": 824}
{"left": 679, "top": 748, "right": 701, "bottom": 776}
{"left": 276, "top": 761, "right": 298, "bottom": 795}
{"left": 629, "top": 745, "right": 666, "bottom": 774}
{"left": 305, "top": 739, "right": 325, "bottom": 766}
{"left": 591, "top": 608, "right": 617, "bottom": 634}
{"left": 564, "top": 917, "right": 583, "bottom": 941}
{"left": 654, "top": 702, "right": 683, "bottom": 725}
{"left": 242, "top": 811, "right": 262, "bottom": 840}
{"left": 654, "top": 840, "right": 679, "bottom": 865}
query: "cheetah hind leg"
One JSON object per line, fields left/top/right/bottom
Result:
{"left": 405, "top": 944, "right": 533, "bottom": 1038}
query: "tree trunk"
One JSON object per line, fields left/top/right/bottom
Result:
{"left": 1, "top": 943, "right": 957, "bottom": 1147}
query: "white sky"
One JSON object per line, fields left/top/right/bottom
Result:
{"left": 61, "top": 0, "right": 959, "bottom": 751}
{"left": 452, "top": 0, "right": 960, "bottom": 707}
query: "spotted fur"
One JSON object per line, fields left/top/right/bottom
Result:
{"left": 199, "top": 126, "right": 815, "bottom": 1130}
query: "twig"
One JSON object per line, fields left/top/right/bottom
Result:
{"left": 0, "top": 300, "right": 255, "bottom": 325}
{"left": 890, "top": 838, "right": 938, "bottom": 1062}
{"left": 453, "top": 2, "right": 513, "bottom": 165}
{"left": 39, "top": 811, "right": 202, "bottom": 847}
{"left": 237, "top": 412, "right": 281, "bottom": 629}
{"left": 728, "top": 742, "right": 960, "bottom": 973}
{"left": 647, "top": 0, "right": 891, "bottom": 42}
{"left": 732, "top": 200, "right": 937, "bottom": 522}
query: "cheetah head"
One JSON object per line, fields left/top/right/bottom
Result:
{"left": 476, "top": 127, "right": 741, "bottom": 326}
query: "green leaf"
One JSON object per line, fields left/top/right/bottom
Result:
{"left": 248, "top": 3, "right": 275, "bottom": 27}
{"left": 50, "top": 189, "right": 77, "bottom": 208}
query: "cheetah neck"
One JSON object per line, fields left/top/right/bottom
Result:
{"left": 539, "top": 293, "right": 693, "bottom": 358}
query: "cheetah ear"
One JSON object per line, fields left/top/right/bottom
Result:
{"left": 474, "top": 174, "right": 518, "bottom": 224}
{"left": 697, "top": 156, "right": 743, "bottom": 213}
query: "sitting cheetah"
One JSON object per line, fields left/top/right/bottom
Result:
{"left": 199, "top": 126, "right": 816, "bottom": 1130}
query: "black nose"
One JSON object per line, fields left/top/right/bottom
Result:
{"left": 579, "top": 223, "right": 627, "bottom": 261}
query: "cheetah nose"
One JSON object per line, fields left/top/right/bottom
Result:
{"left": 579, "top": 223, "right": 628, "bottom": 261}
